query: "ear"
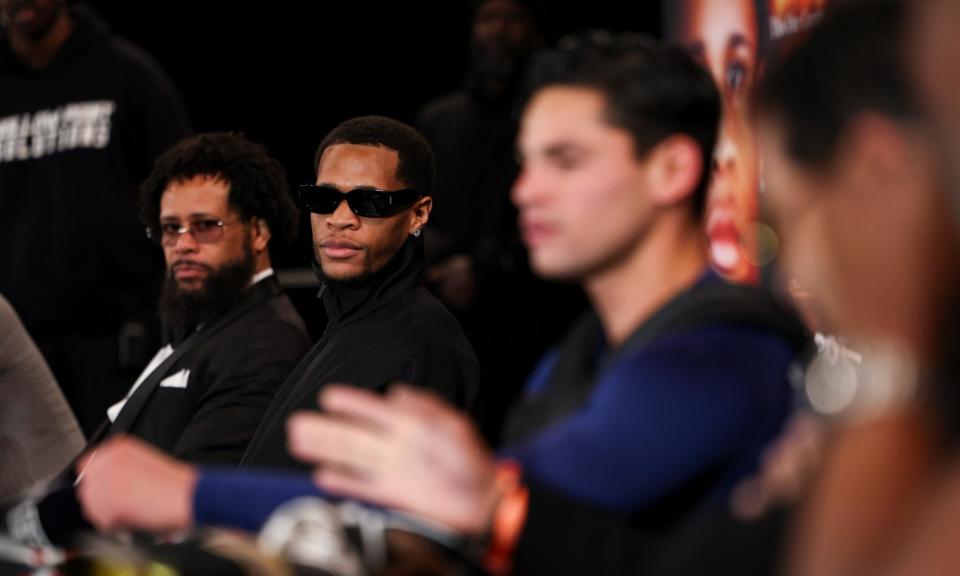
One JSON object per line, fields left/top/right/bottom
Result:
{"left": 408, "top": 196, "right": 433, "bottom": 235}
{"left": 251, "top": 218, "right": 271, "bottom": 253}
{"left": 645, "top": 135, "right": 703, "bottom": 209}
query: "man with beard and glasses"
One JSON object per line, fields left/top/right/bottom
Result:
{"left": 1, "top": 132, "right": 311, "bottom": 550}
{"left": 112, "top": 131, "right": 311, "bottom": 462}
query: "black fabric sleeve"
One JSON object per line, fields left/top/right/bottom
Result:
{"left": 512, "top": 482, "right": 788, "bottom": 576}
{"left": 172, "top": 317, "right": 310, "bottom": 465}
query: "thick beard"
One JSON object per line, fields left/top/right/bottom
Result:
{"left": 159, "top": 247, "right": 256, "bottom": 341}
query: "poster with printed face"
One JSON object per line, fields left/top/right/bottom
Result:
{"left": 664, "top": 0, "right": 826, "bottom": 285}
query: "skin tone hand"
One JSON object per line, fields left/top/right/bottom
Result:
{"left": 286, "top": 384, "right": 500, "bottom": 536}
{"left": 730, "top": 412, "right": 825, "bottom": 520}
{"left": 75, "top": 436, "right": 197, "bottom": 535}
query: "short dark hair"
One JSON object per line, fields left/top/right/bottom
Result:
{"left": 314, "top": 116, "right": 436, "bottom": 195}
{"left": 523, "top": 31, "right": 721, "bottom": 216}
{"left": 754, "top": 0, "right": 915, "bottom": 169}
{"left": 139, "top": 132, "right": 299, "bottom": 244}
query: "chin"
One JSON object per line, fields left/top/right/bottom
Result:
{"left": 529, "top": 254, "right": 585, "bottom": 282}
{"left": 175, "top": 279, "right": 207, "bottom": 292}
{"left": 320, "top": 262, "right": 366, "bottom": 283}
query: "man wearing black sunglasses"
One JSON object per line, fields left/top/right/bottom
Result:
{"left": 235, "top": 115, "right": 481, "bottom": 470}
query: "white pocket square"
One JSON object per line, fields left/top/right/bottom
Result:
{"left": 159, "top": 369, "right": 190, "bottom": 389}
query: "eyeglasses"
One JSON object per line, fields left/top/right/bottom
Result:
{"left": 298, "top": 184, "right": 422, "bottom": 218}
{"left": 146, "top": 218, "right": 235, "bottom": 246}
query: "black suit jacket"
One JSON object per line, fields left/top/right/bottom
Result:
{"left": 104, "top": 276, "right": 312, "bottom": 465}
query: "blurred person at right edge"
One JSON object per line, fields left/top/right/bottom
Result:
{"left": 858, "top": 0, "right": 960, "bottom": 573}
{"left": 754, "top": 1, "right": 960, "bottom": 575}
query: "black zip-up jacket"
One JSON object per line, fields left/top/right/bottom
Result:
{"left": 241, "top": 236, "right": 481, "bottom": 470}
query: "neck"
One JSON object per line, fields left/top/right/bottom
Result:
{"left": 253, "top": 252, "right": 272, "bottom": 278}
{"left": 585, "top": 212, "right": 707, "bottom": 348}
{"left": 9, "top": 9, "right": 73, "bottom": 70}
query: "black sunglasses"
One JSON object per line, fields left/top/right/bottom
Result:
{"left": 298, "top": 184, "right": 422, "bottom": 218}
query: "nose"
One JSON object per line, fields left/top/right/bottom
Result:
{"left": 173, "top": 227, "right": 199, "bottom": 253}
{"left": 511, "top": 163, "right": 547, "bottom": 210}
{"left": 325, "top": 198, "right": 360, "bottom": 230}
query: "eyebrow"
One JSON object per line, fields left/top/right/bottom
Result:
{"left": 543, "top": 143, "right": 587, "bottom": 159}
{"left": 515, "top": 141, "right": 588, "bottom": 163}
{"left": 159, "top": 212, "right": 219, "bottom": 221}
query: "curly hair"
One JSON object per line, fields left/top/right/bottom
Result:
{"left": 139, "top": 132, "right": 299, "bottom": 244}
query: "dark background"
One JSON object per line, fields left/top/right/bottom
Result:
{"left": 85, "top": 1, "right": 662, "bottom": 263}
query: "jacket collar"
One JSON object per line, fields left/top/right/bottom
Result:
{"left": 314, "top": 235, "right": 425, "bottom": 326}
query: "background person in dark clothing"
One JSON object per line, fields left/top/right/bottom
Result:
{"left": 0, "top": 0, "right": 191, "bottom": 436}
{"left": 418, "top": 0, "right": 585, "bottom": 443}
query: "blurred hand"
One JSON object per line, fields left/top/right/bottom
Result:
{"left": 75, "top": 436, "right": 197, "bottom": 534}
{"left": 425, "top": 255, "right": 475, "bottom": 310}
{"left": 287, "top": 384, "right": 499, "bottom": 535}
{"left": 730, "top": 413, "right": 826, "bottom": 520}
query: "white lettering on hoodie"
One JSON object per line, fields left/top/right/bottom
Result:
{"left": 0, "top": 100, "right": 115, "bottom": 163}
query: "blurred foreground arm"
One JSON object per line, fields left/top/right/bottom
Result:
{"left": 287, "top": 385, "right": 502, "bottom": 536}
{"left": 75, "top": 436, "right": 197, "bottom": 534}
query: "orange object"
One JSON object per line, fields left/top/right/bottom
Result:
{"left": 484, "top": 461, "right": 530, "bottom": 575}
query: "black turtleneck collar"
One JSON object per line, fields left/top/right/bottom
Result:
{"left": 314, "top": 235, "right": 425, "bottom": 326}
